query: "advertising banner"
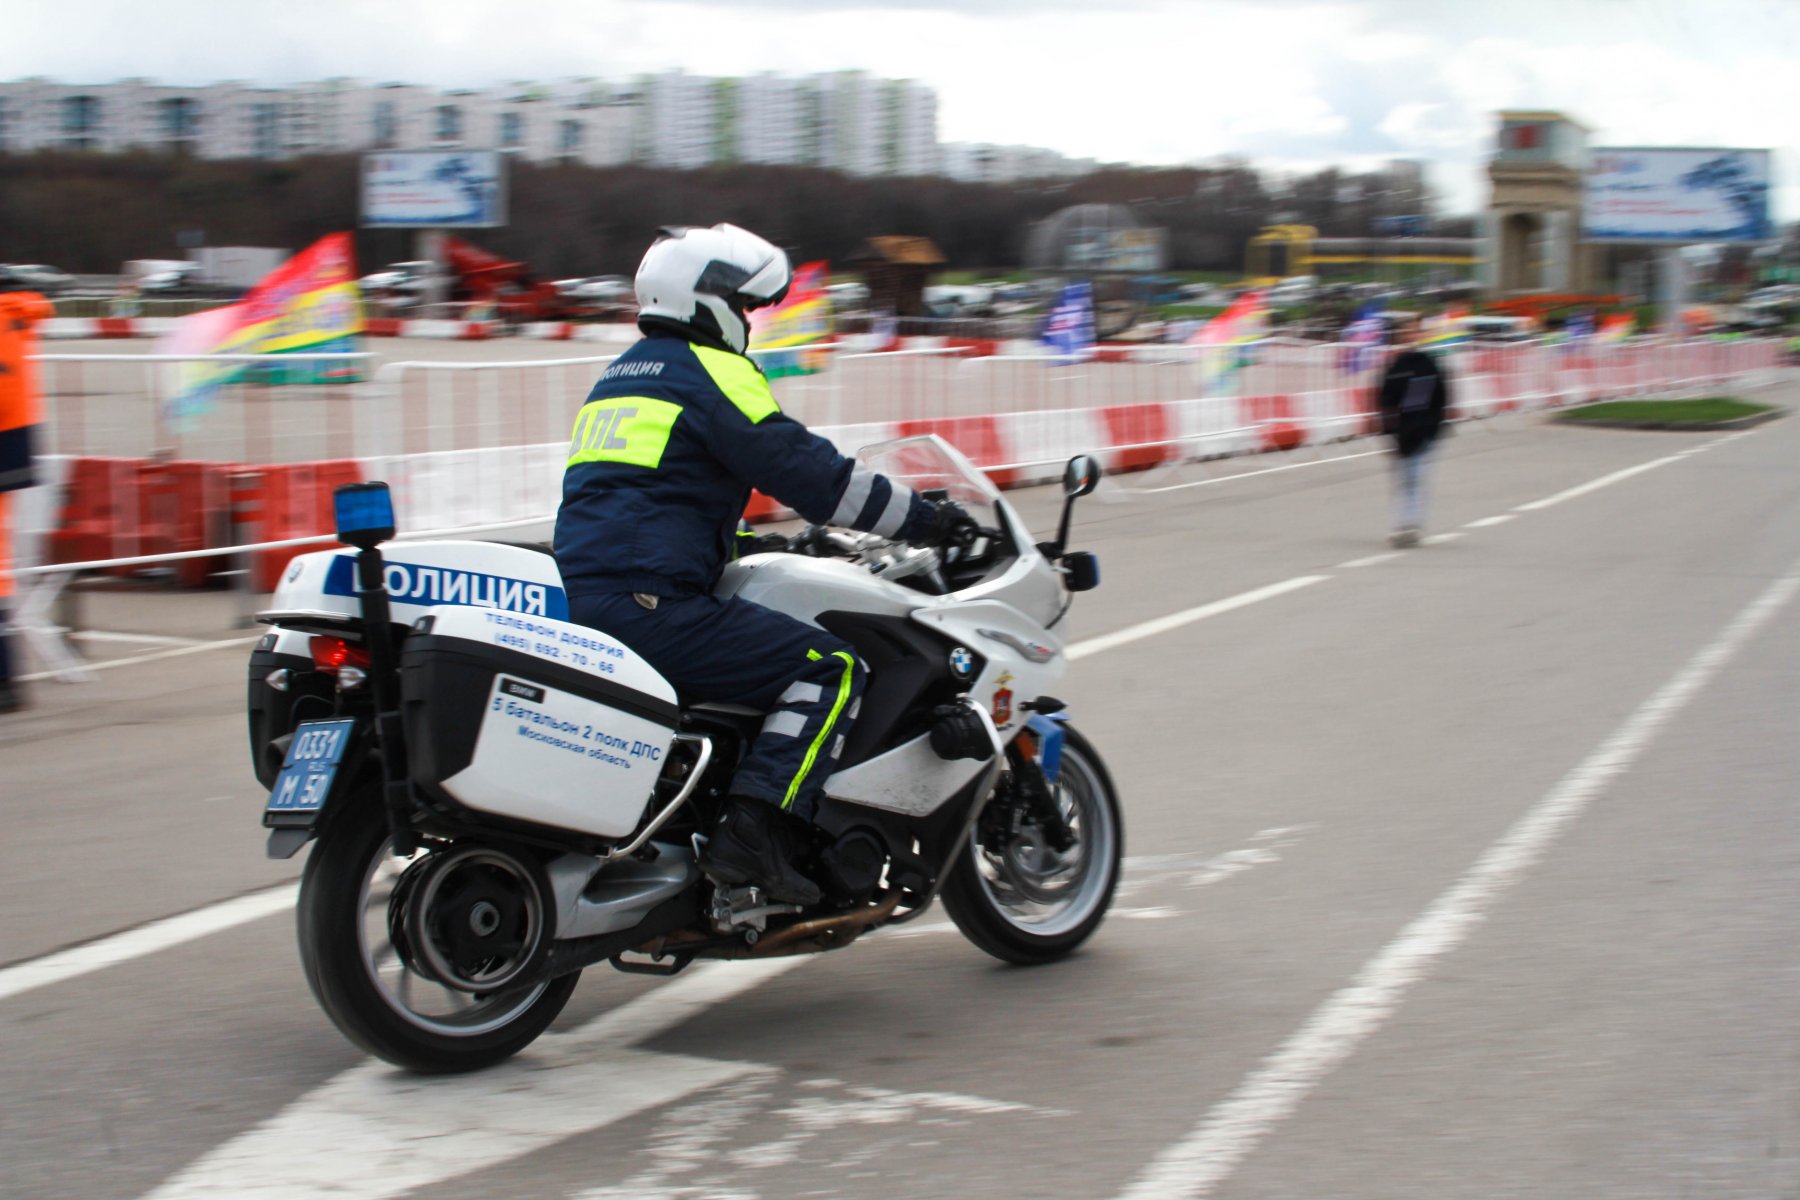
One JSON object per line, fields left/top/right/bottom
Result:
{"left": 159, "top": 233, "right": 364, "bottom": 427}
{"left": 748, "top": 261, "right": 832, "bottom": 379}
{"left": 1584, "top": 148, "right": 1772, "bottom": 243}
{"left": 362, "top": 151, "right": 507, "bottom": 228}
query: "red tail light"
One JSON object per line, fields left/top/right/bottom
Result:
{"left": 309, "top": 635, "right": 371, "bottom": 674}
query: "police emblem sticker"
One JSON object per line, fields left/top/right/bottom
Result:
{"left": 948, "top": 647, "right": 975, "bottom": 679}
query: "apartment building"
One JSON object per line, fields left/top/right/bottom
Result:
{"left": 0, "top": 72, "right": 1071, "bottom": 183}
{"left": 941, "top": 142, "right": 1098, "bottom": 185}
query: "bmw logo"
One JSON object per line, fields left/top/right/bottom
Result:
{"left": 948, "top": 647, "right": 975, "bottom": 678}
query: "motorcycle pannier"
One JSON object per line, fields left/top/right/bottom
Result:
{"left": 400, "top": 605, "right": 680, "bottom": 838}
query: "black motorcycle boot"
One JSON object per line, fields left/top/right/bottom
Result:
{"left": 701, "top": 797, "right": 823, "bottom": 907}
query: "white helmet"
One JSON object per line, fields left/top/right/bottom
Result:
{"left": 634, "top": 223, "right": 792, "bottom": 353}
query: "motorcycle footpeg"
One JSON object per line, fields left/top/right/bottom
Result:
{"left": 929, "top": 702, "right": 993, "bottom": 761}
{"left": 708, "top": 885, "right": 801, "bottom": 934}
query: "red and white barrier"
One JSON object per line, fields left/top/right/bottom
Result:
{"left": 14, "top": 337, "right": 1784, "bottom": 603}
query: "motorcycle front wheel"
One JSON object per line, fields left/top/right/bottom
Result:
{"left": 296, "top": 793, "right": 579, "bottom": 1073}
{"left": 940, "top": 725, "right": 1123, "bottom": 965}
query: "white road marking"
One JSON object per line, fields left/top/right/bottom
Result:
{"left": 141, "top": 958, "right": 810, "bottom": 1200}
{"left": 1069, "top": 576, "right": 1330, "bottom": 661}
{"left": 1140, "top": 450, "right": 1384, "bottom": 494}
{"left": 1509, "top": 428, "right": 1750, "bottom": 515}
{"left": 1116, "top": 560, "right": 1800, "bottom": 1200}
{"left": 571, "top": 1074, "right": 1068, "bottom": 1196}
{"left": 1464, "top": 514, "right": 1516, "bottom": 528}
{"left": 1512, "top": 453, "right": 1690, "bottom": 512}
{"left": 67, "top": 629, "right": 210, "bottom": 647}
{"left": 0, "top": 883, "right": 297, "bottom": 1003}
{"left": 16, "top": 634, "right": 259, "bottom": 683}
{"left": 1336, "top": 552, "right": 1400, "bottom": 569}
{"left": 1420, "top": 531, "right": 1464, "bottom": 545}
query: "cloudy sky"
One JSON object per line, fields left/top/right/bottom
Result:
{"left": 4, "top": 0, "right": 1794, "bottom": 218}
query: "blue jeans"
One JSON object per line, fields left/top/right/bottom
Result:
{"left": 1392, "top": 444, "right": 1432, "bottom": 531}
{"left": 568, "top": 591, "right": 864, "bottom": 823}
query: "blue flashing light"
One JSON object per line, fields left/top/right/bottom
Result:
{"left": 334, "top": 482, "right": 396, "bottom": 546}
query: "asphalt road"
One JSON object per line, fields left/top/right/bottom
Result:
{"left": 3, "top": 389, "right": 1798, "bottom": 1200}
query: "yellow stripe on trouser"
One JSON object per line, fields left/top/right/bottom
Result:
{"left": 783, "top": 649, "right": 856, "bottom": 811}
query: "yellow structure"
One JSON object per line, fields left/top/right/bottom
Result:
{"left": 1245, "top": 225, "right": 1480, "bottom": 285}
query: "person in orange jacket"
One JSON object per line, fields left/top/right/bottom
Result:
{"left": 0, "top": 291, "right": 54, "bottom": 713}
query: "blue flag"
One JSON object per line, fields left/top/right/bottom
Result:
{"left": 1040, "top": 282, "right": 1095, "bottom": 362}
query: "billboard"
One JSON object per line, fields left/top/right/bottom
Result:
{"left": 1065, "top": 228, "right": 1167, "bottom": 273}
{"left": 361, "top": 151, "right": 507, "bottom": 228}
{"left": 1584, "top": 147, "right": 1772, "bottom": 244}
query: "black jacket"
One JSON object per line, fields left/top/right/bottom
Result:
{"left": 1376, "top": 348, "right": 1449, "bottom": 457}
{"left": 555, "top": 329, "right": 931, "bottom": 596}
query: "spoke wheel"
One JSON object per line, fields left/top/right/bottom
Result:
{"left": 297, "top": 793, "right": 579, "bottom": 1073}
{"left": 941, "top": 726, "right": 1122, "bottom": 964}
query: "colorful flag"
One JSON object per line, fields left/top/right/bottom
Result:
{"left": 1342, "top": 302, "right": 1387, "bottom": 374}
{"left": 159, "top": 233, "right": 364, "bottom": 428}
{"left": 1418, "top": 305, "right": 1470, "bottom": 352}
{"left": 1595, "top": 313, "right": 1635, "bottom": 343}
{"left": 1040, "top": 281, "right": 1096, "bottom": 362}
{"left": 749, "top": 261, "right": 833, "bottom": 379}
{"left": 1187, "top": 288, "right": 1268, "bottom": 394}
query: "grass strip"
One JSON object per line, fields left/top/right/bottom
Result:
{"left": 1558, "top": 397, "right": 1775, "bottom": 425}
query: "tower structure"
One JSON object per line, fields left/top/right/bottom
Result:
{"left": 1484, "top": 111, "right": 1593, "bottom": 294}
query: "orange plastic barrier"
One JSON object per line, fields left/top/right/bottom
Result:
{"left": 137, "top": 461, "right": 233, "bottom": 587}
{"left": 49, "top": 457, "right": 143, "bottom": 569}
{"left": 233, "top": 460, "right": 361, "bottom": 590}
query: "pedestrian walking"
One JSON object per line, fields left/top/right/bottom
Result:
{"left": 1375, "top": 312, "right": 1450, "bottom": 548}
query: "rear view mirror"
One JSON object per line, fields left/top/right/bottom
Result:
{"left": 1048, "top": 455, "right": 1100, "bottom": 559}
{"left": 1063, "top": 455, "right": 1101, "bottom": 498}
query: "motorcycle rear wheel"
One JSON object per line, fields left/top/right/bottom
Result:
{"left": 940, "top": 725, "right": 1122, "bottom": 965}
{"left": 296, "top": 794, "right": 579, "bottom": 1073}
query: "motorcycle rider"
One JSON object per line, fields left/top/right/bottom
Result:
{"left": 555, "top": 223, "right": 975, "bottom": 906}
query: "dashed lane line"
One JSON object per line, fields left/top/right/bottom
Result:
{"left": 1335, "top": 552, "right": 1401, "bottom": 569}
{"left": 1115, "top": 559, "right": 1800, "bottom": 1200}
{"left": 1138, "top": 450, "right": 1385, "bottom": 494}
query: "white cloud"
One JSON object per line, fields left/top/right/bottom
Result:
{"left": 0, "top": 0, "right": 1795, "bottom": 220}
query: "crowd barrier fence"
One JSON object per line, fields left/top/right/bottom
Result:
{"left": 8, "top": 335, "right": 1785, "bottom": 681}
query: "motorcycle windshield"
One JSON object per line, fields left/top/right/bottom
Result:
{"left": 855, "top": 435, "right": 1005, "bottom": 531}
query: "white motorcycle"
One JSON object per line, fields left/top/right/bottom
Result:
{"left": 248, "top": 435, "right": 1119, "bottom": 1073}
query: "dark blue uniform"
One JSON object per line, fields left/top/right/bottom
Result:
{"left": 555, "top": 330, "right": 930, "bottom": 820}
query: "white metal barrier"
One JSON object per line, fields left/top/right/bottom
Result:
{"left": 36, "top": 351, "right": 375, "bottom": 463}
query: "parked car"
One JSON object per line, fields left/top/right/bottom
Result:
{"left": 136, "top": 261, "right": 205, "bottom": 294}
{"left": 1463, "top": 315, "right": 1536, "bottom": 342}
{"left": 0, "top": 263, "right": 76, "bottom": 294}
{"left": 825, "top": 281, "right": 870, "bottom": 312}
{"left": 553, "top": 275, "right": 633, "bottom": 304}
{"left": 360, "top": 261, "right": 434, "bottom": 295}
{"left": 922, "top": 284, "right": 995, "bottom": 318}
{"left": 1264, "top": 275, "right": 1318, "bottom": 306}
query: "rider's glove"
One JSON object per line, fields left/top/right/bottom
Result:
{"left": 904, "top": 499, "right": 979, "bottom": 550}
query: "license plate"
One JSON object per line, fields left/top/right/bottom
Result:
{"left": 267, "top": 719, "right": 356, "bottom": 816}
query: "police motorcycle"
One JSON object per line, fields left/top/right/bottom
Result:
{"left": 248, "top": 435, "right": 1118, "bottom": 1073}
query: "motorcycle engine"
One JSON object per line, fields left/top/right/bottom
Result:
{"left": 816, "top": 829, "right": 886, "bottom": 904}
